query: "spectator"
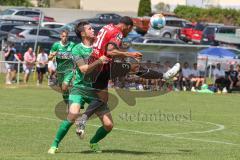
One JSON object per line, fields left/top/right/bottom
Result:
{"left": 227, "top": 64, "right": 238, "bottom": 91}
{"left": 36, "top": 48, "right": 48, "bottom": 85}
{"left": 48, "top": 57, "right": 57, "bottom": 86}
{"left": 181, "top": 62, "right": 192, "bottom": 91}
{"left": 213, "top": 63, "right": 227, "bottom": 93}
{"left": 190, "top": 63, "right": 205, "bottom": 91}
{"left": 4, "top": 43, "right": 21, "bottom": 84}
{"left": 236, "top": 64, "right": 240, "bottom": 87}
{"left": 23, "top": 47, "right": 36, "bottom": 84}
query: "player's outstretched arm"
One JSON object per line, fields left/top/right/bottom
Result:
{"left": 107, "top": 44, "right": 142, "bottom": 59}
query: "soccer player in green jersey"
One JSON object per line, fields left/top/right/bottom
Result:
{"left": 48, "top": 30, "right": 75, "bottom": 105}
{"left": 48, "top": 21, "right": 108, "bottom": 154}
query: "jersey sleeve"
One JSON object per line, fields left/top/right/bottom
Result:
{"left": 108, "top": 32, "right": 123, "bottom": 49}
{"left": 50, "top": 42, "right": 58, "bottom": 53}
{"left": 72, "top": 45, "right": 85, "bottom": 65}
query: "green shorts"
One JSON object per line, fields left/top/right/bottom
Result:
{"left": 69, "top": 85, "right": 110, "bottom": 115}
{"left": 69, "top": 85, "right": 97, "bottom": 106}
{"left": 57, "top": 71, "right": 74, "bottom": 86}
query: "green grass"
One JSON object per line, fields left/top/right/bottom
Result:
{"left": 0, "top": 86, "right": 240, "bottom": 160}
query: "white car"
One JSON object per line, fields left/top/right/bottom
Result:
{"left": 41, "top": 22, "right": 65, "bottom": 29}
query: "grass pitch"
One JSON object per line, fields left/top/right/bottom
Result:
{"left": 0, "top": 86, "right": 240, "bottom": 160}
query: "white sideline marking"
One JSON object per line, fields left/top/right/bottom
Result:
{"left": 0, "top": 112, "right": 238, "bottom": 146}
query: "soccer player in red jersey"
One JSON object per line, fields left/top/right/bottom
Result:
{"left": 76, "top": 16, "right": 180, "bottom": 152}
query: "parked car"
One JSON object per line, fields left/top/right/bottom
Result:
{"left": 201, "top": 26, "right": 238, "bottom": 45}
{"left": 132, "top": 17, "right": 150, "bottom": 35}
{"left": 146, "top": 17, "right": 189, "bottom": 39}
{"left": 123, "top": 29, "right": 142, "bottom": 43}
{"left": 179, "top": 23, "right": 195, "bottom": 42}
{"left": 41, "top": 22, "right": 65, "bottom": 29}
{"left": 57, "top": 21, "right": 103, "bottom": 35}
{"left": 0, "top": 15, "right": 37, "bottom": 25}
{"left": 190, "top": 22, "right": 223, "bottom": 44}
{"left": 0, "top": 30, "right": 8, "bottom": 49}
{"left": 132, "top": 36, "right": 186, "bottom": 44}
{"left": 0, "top": 22, "right": 26, "bottom": 32}
{"left": 0, "top": 8, "right": 55, "bottom": 22}
{"left": 7, "top": 26, "right": 59, "bottom": 42}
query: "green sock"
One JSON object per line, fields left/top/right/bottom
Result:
{"left": 51, "top": 120, "right": 73, "bottom": 148}
{"left": 62, "top": 91, "right": 69, "bottom": 104}
{"left": 90, "top": 126, "right": 110, "bottom": 144}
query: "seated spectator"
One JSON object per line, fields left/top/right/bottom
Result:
{"left": 227, "top": 64, "right": 238, "bottom": 91}
{"left": 190, "top": 63, "right": 205, "bottom": 91}
{"left": 181, "top": 62, "right": 192, "bottom": 91}
{"left": 23, "top": 47, "right": 36, "bottom": 84}
{"left": 36, "top": 48, "right": 48, "bottom": 85}
{"left": 236, "top": 64, "right": 240, "bottom": 87}
{"left": 213, "top": 63, "right": 228, "bottom": 93}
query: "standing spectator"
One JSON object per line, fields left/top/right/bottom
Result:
{"left": 213, "top": 63, "right": 227, "bottom": 93}
{"left": 227, "top": 64, "right": 238, "bottom": 91}
{"left": 23, "top": 47, "right": 36, "bottom": 84}
{"left": 48, "top": 58, "right": 57, "bottom": 85}
{"left": 36, "top": 48, "right": 48, "bottom": 85}
{"left": 181, "top": 62, "right": 192, "bottom": 91}
{"left": 4, "top": 43, "right": 21, "bottom": 84}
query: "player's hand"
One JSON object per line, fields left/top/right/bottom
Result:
{"left": 99, "top": 55, "right": 109, "bottom": 64}
{"left": 128, "top": 52, "right": 142, "bottom": 58}
{"left": 128, "top": 52, "right": 142, "bottom": 62}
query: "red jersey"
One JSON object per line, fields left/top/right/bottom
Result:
{"left": 86, "top": 24, "right": 123, "bottom": 83}
{"left": 92, "top": 24, "right": 123, "bottom": 59}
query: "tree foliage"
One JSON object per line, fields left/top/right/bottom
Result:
{"left": 138, "top": 0, "right": 152, "bottom": 17}
{"left": 174, "top": 5, "right": 240, "bottom": 26}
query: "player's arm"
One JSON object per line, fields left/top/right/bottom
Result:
{"left": 76, "top": 56, "right": 108, "bottom": 74}
{"left": 106, "top": 43, "right": 142, "bottom": 59}
{"left": 48, "top": 43, "right": 58, "bottom": 60}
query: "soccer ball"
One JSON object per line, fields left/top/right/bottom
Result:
{"left": 150, "top": 14, "right": 166, "bottom": 30}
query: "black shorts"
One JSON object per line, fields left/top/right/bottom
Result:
{"left": 92, "top": 62, "right": 132, "bottom": 90}
{"left": 92, "top": 69, "right": 110, "bottom": 90}
{"left": 37, "top": 67, "right": 47, "bottom": 74}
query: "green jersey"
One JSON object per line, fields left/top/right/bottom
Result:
{"left": 71, "top": 43, "right": 93, "bottom": 87}
{"left": 50, "top": 41, "right": 75, "bottom": 72}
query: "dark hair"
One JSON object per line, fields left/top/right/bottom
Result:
{"left": 75, "top": 21, "right": 90, "bottom": 40}
{"left": 119, "top": 16, "right": 133, "bottom": 26}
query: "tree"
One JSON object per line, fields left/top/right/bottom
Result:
{"left": 0, "top": 0, "right": 33, "bottom": 6}
{"left": 155, "top": 2, "right": 170, "bottom": 13}
{"left": 138, "top": 0, "right": 152, "bottom": 17}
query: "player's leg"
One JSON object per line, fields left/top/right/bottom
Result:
{"left": 48, "top": 93, "right": 82, "bottom": 154}
{"left": 90, "top": 107, "right": 113, "bottom": 153}
{"left": 61, "top": 71, "right": 73, "bottom": 104}
{"left": 76, "top": 89, "right": 107, "bottom": 138}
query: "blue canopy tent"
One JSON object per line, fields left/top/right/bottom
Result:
{"left": 199, "top": 47, "right": 237, "bottom": 58}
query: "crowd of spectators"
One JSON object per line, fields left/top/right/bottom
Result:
{"left": 3, "top": 43, "right": 56, "bottom": 85}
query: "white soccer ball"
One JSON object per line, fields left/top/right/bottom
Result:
{"left": 150, "top": 14, "right": 166, "bottom": 30}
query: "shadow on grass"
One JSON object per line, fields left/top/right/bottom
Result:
{"left": 61, "top": 149, "right": 192, "bottom": 155}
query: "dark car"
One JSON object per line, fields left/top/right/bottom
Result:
{"left": 0, "top": 30, "right": 8, "bottom": 49}
{"left": 201, "top": 26, "right": 238, "bottom": 45}
{"left": 0, "top": 22, "right": 26, "bottom": 32}
{"left": 58, "top": 13, "right": 122, "bottom": 34}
